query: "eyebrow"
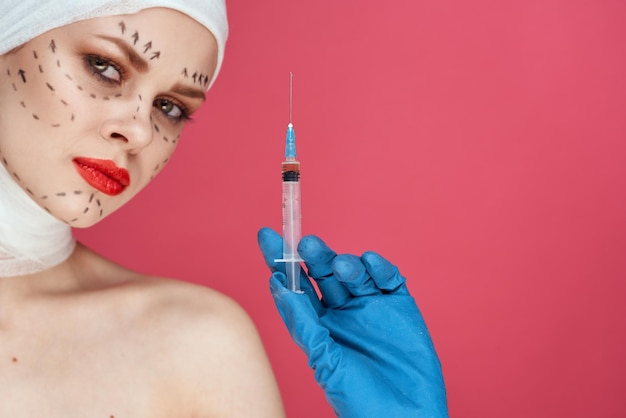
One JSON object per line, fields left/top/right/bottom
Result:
{"left": 95, "top": 35, "right": 148, "bottom": 72}
{"left": 94, "top": 34, "right": 206, "bottom": 101}
{"left": 171, "top": 82, "right": 206, "bottom": 101}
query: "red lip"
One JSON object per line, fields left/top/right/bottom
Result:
{"left": 72, "top": 157, "right": 130, "bottom": 196}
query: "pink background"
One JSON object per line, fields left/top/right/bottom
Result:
{"left": 74, "top": 1, "right": 626, "bottom": 416}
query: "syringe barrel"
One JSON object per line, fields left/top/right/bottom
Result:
{"left": 282, "top": 179, "right": 302, "bottom": 292}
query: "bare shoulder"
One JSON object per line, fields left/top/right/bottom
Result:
{"left": 72, "top": 246, "right": 285, "bottom": 416}
{"left": 131, "top": 276, "right": 285, "bottom": 417}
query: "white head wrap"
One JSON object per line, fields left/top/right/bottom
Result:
{"left": 0, "top": 1, "right": 228, "bottom": 277}
{"left": 0, "top": 163, "right": 77, "bottom": 277}
{"left": 0, "top": 0, "right": 228, "bottom": 89}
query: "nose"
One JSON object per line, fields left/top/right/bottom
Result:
{"left": 99, "top": 103, "right": 154, "bottom": 154}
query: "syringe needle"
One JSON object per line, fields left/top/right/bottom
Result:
{"left": 289, "top": 72, "right": 293, "bottom": 125}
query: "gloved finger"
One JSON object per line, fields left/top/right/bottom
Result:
{"left": 332, "top": 254, "right": 382, "bottom": 297}
{"left": 298, "top": 235, "right": 351, "bottom": 308}
{"left": 270, "top": 272, "right": 342, "bottom": 374}
{"left": 257, "top": 227, "right": 283, "bottom": 273}
{"left": 361, "top": 251, "right": 409, "bottom": 295}
{"left": 288, "top": 271, "right": 326, "bottom": 314}
{"left": 315, "top": 275, "right": 352, "bottom": 309}
{"left": 298, "top": 235, "right": 336, "bottom": 277}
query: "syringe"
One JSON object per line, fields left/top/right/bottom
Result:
{"left": 275, "top": 73, "right": 303, "bottom": 292}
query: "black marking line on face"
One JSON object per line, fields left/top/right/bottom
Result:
{"left": 153, "top": 124, "right": 160, "bottom": 133}
{"left": 0, "top": 161, "right": 100, "bottom": 223}
{"left": 182, "top": 68, "right": 188, "bottom": 78}
{"left": 163, "top": 135, "right": 169, "bottom": 142}
{"left": 49, "top": 39, "right": 57, "bottom": 53}
{"left": 65, "top": 73, "right": 73, "bottom": 80}
{"left": 141, "top": 40, "right": 160, "bottom": 60}
{"left": 90, "top": 93, "right": 97, "bottom": 99}
{"left": 9, "top": 66, "right": 66, "bottom": 126}
{"left": 33, "top": 50, "right": 38, "bottom": 59}
{"left": 18, "top": 69, "right": 26, "bottom": 83}
{"left": 138, "top": 94, "right": 142, "bottom": 101}
{"left": 56, "top": 60, "right": 61, "bottom": 68}
{"left": 132, "top": 31, "right": 139, "bottom": 45}
{"left": 119, "top": 21, "right": 126, "bottom": 34}
{"left": 190, "top": 71, "right": 209, "bottom": 87}
{"left": 6, "top": 69, "right": 10, "bottom": 76}
{"left": 103, "top": 96, "right": 110, "bottom": 100}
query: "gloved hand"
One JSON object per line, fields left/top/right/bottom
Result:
{"left": 257, "top": 227, "right": 448, "bottom": 418}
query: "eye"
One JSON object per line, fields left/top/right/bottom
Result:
{"left": 154, "top": 98, "right": 189, "bottom": 122}
{"left": 85, "top": 55, "right": 122, "bottom": 83}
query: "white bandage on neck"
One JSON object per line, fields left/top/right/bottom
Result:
{"left": 0, "top": 163, "right": 76, "bottom": 277}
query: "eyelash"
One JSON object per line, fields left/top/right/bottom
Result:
{"left": 85, "top": 54, "right": 125, "bottom": 84}
{"left": 153, "top": 97, "right": 192, "bottom": 123}
{"left": 83, "top": 54, "right": 192, "bottom": 123}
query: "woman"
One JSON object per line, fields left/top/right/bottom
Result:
{"left": 0, "top": 1, "right": 447, "bottom": 417}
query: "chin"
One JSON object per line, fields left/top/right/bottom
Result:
{"left": 33, "top": 193, "right": 116, "bottom": 228}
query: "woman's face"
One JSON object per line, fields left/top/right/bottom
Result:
{"left": 0, "top": 8, "right": 217, "bottom": 227}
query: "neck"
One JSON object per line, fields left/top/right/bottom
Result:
{"left": 0, "top": 163, "right": 76, "bottom": 277}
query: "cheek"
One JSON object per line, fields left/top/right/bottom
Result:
{"left": 143, "top": 133, "right": 181, "bottom": 185}
{"left": 144, "top": 114, "right": 183, "bottom": 182}
{"left": 3, "top": 39, "right": 121, "bottom": 133}
{"left": 117, "top": 120, "right": 180, "bottom": 203}
{"left": 5, "top": 48, "right": 77, "bottom": 129}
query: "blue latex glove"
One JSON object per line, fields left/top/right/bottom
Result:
{"left": 257, "top": 227, "right": 448, "bottom": 418}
